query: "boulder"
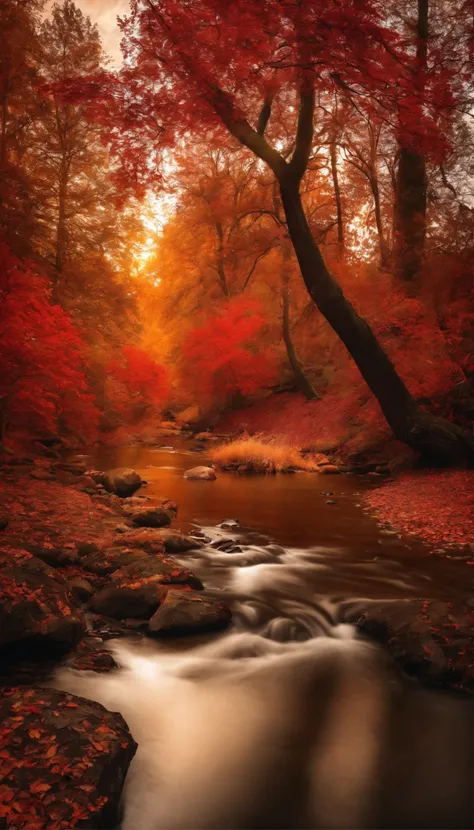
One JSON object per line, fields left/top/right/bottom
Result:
{"left": 0, "top": 687, "right": 136, "bottom": 828}
{"left": 123, "top": 504, "right": 173, "bottom": 528}
{"left": 23, "top": 543, "right": 79, "bottom": 568}
{"left": 111, "top": 529, "right": 166, "bottom": 555}
{"left": 81, "top": 546, "right": 150, "bottom": 576}
{"left": 103, "top": 468, "right": 142, "bottom": 498}
{"left": 152, "top": 529, "right": 202, "bottom": 554}
{"left": 148, "top": 590, "right": 232, "bottom": 635}
{"left": 341, "top": 598, "right": 474, "bottom": 693}
{"left": 183, "top": 466, "right": 217, "bottom": 481}
{"left": 318, "top": 464, "right": 340, "bottom": 475}
{"left": 0, "top": 547, "right": 86, "bottom": 660}
{"left": 88, "top": 554, "right": 203, "bottom": 619}
{"left": 109, "top": 555, "right": 203, "bottom": 588}
{"left": 88, "top": 582, "right": 168, "bottom": 619}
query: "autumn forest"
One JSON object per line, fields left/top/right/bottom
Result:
{"left": 1, "top": 1, "right": 474, "bottom": 827}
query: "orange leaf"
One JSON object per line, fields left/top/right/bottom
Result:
{"left": 30, "top": 781, "right": 52, "bottom": 795}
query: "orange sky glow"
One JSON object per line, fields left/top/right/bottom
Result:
{"left": 71, "top": 0, "right": 129, "bottom": 63}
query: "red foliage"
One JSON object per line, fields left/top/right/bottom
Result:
{"left": 183, "top": 298, "right": 277, "bottom": 403}
{"left": 364, "top": 471, "right": 474, "bottom": 548}
{"left": 106, "top": 345, "right": 168, "bottom": 420}
{"left": 0, "top": 244, "right": 99, "bottom": 443}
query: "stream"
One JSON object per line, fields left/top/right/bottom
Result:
{"left": 56, "top": 439, "right": 474, "bottom": 829}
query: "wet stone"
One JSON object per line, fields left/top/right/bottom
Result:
{"left": 0, "top": 687, "right": 136, "bottom": 828}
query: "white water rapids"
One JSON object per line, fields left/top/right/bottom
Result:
{"left": 54, "top": 525, "right": 474, "bottom": 830}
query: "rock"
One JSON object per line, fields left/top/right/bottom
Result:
{"left": 86, "top": 469, "right": 107, "bottom": 485}
{"left": 0, "top": 686, "right": 136, "bottom": 828}
{"left": 88, "top": 613, "right": 133, "bottom": 640}
{"left": 326, "top": 500, "right": 337, "bottom": 505}
{"left": 81, "top": 546, "right": 150, "bottom": 576}
{"left": 110, "top": 555, "right": 203, "bottom": 589}
{"left": 341, "top": 598, "right": 474, "bottom": 693}
{"left": 89, "top": 554, "right": 202, "bottom": 619}
{"left": 75, "top": 474, "right": 99, "bottom": 491}
{"left": 65, "top": 634, "right": 119, "bottom": 673}
{"left": 0, "top": 517, "right": 8, "bottom": 531}
{"left": 111, "top": 529, "right": 166, "bottom": 555}
{"left": 318, "top": 464, "right": 340, "bottom": 475}
{"left": 123, "top": 504, "right": 173, "bottom": 528}
{"left": 103, "top": 467, "right": 142, "bottom": 498}
{"left": 54, "top": 461, "right": 88, "bottom": 476}
{"left": 148, "top": 590, "right": 232, "bottom": 635}
{"left": 0, "top": 547, "right": 86, "bottom": 661}
{"left": 153, "top": 529, "right": 203, "bottom": 553}
{"left": 183, "top": 466, "right": 217, "bottom": 481}
{"left": 211, "top": 539, "right": 237, "bottom": 552}
{"left": 218, "top": 519, "right": 240, "bottom": 529}
{"left": 75, "top": 540, "right": 100, "bottom": 556}
{"left": 23, "top": 543, "right": 79, "bottom": 568}
{"left": 88, "top": 582, "right": 168, "bottom": 619}
{"left": 67, "top": 577, "right": 95, "bottom": 603}
{"left": 195, "top": 431, "right": 216, "bottom": 441}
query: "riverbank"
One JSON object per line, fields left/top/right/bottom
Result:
{"left": 0, "top": 453, "right": 230, "bottom": 829}
{"left": 364, "top": 470, "right": 474, "bottom": 553}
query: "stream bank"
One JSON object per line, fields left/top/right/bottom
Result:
{"left": 1, "top": 436, "right": 474, "bottom": 828}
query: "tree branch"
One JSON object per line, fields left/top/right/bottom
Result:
{"left": 287, "top": 89, "right": 315, "bottom": 183}
{"left": 242, "top": 245, "right": 274, "bottom": 291}
{"left": 256, "top": 95, "right": 274, "bottom": 136}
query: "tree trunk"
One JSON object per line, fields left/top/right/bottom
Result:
{"left": 54, "top": 161, "right": 68, "bottom": 302}
{"left": 215, "top": 220, "right": 229, "bottom": 296}
{"left": 279, "top": 179, "right": 474, "bottom": 466}
{"left": 371, "top": 176, "right": 390, "bottom": 267}
{"left": 281, "top": 266, "right": 319, "bottom": 401}
{"left": 219, "top": 86, "right": 473, "bottom": 465}
{"left": 394, "top": 0, "right": 429, "bottom": 284}
{"left": 329, "top": 141, "right": 344, "bottom": 254}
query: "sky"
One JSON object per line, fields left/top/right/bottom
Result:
{"left": 56, "top": 0, "right": 129, "bottom": 63}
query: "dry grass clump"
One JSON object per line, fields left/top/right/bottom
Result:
{"left": 210, "top": 436, "right": 321, "bottom": 473}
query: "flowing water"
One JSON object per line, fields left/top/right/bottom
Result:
{"left": 55, "top": 440, "right": 474, "bottom": 829}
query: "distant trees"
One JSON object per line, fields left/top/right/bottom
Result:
{"left": 106, "top": 345, "right": 168, "bottom": 424}
{"left": 183, "top": 299, "right": 277, "bottom": 405}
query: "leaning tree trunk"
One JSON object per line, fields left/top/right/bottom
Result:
{"left": 281, "top": 267, "right": 319, "bottom": 401}
{"left": 279, "top": 179, "right": 474, "bottom": 466}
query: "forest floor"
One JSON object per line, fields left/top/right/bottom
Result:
{"left": 364, "top": 470, "right": 474, "bottom": 552}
